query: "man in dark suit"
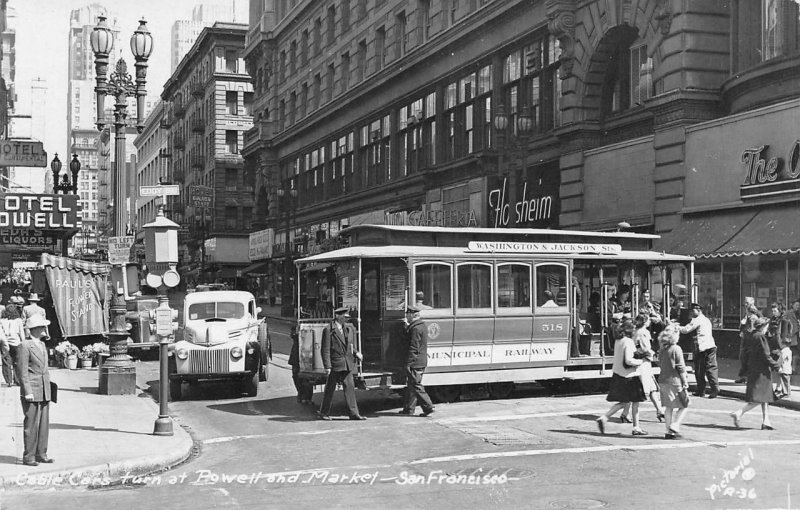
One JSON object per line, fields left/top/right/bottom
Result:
{"left": 15, "top": 314, "right": 54, "bottom": 466}
{"left": 399, "top": 306, "right": 435, "bottom": 416}
{"left": 318, "top": 307, "right": 365, "bottom": 420}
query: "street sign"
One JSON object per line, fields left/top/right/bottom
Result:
{"left": 108, "top": 235, "right": 135, "bottom": 265}
{"left": 189, "top": 185, "right": 213, "bottom": 208}
{"left": 140, "top": 185, "right": 180, "bottom": 197}
{"left": 0, "top": 140, "right": 47, "bottom": 167}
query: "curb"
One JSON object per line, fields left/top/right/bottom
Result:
{"left": 1, "top": 430, "right": 194, "bottom": 492}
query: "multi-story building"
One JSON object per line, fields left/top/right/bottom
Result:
{"left": 133, "top": 100, "right": 168, "bottom": 235}
{"left": 67, "top": 4, "right": 121, "bottom": 255}
{"left": 0, "top": 0, "right": 15, "bottom": 192}
{"left": 243, "top": 0, "right": 800, "bottom": 344}
{"left": 161, "top": 22, "right": 255, "bottom": 285}
{"left": 170, "top": 0, "right": 248, "bottom": 72}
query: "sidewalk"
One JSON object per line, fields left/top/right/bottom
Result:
{"left": 0, "top": 366, "right": 193, "bottom": 491}
{"left": 709, "top": 356, "right": 800, "bottom": 411}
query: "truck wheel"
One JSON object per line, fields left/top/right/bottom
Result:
{"left": 169, "top": 378, "right": 182, "bottom": 401}
{"left": 244, "top": 371, "right": 259, "bottom": 397}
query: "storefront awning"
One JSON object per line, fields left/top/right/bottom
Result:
{"left": 238, "top": 261, "right": 269, "bottom": 277}
{"left": 655, "top": 204, "right": 800, "bottom": 259}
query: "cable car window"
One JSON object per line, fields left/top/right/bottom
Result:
{"left": 497, "top": 263, "right": 530, "bottom": 308}
{"left": 535, "top": 264, "right": 568, "bottom": 309}
{"left": 457, "top": 263, "right": 492, "bottom": 309}
{"left": 414, "top": 263, "right": 452, "bottom": 310}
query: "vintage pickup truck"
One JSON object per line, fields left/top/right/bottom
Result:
{"left": 169, "top": 290, "right": 271, "bottom": 400}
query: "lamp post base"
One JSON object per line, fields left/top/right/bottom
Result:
{"left": 98, "top": 365, "right": 136, "bottom": 395}
{"left": 153, "top": 416, "right": 174, "bottom": 436}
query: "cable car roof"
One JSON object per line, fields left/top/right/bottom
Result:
{"left": 296, "top": 245, "right": 693, "bottom": 264}
{"left": 340, "top": 224, "right": 661, "bottom": 239}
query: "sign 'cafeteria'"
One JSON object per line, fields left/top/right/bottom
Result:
{"left": 0, "top": 194, "right": 80, "bottom": 229}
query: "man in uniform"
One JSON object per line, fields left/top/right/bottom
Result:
{"left": 16, "top": 314, "right": 54, "bottom": 466}
{"left": 679, "top": 303, "right": 719, "bottom": 398}
{"left": 318, "top": 307, "right": 365, "bottom": 420}
{"left": 399, "top": 306, "right": 435, "bottom": 417}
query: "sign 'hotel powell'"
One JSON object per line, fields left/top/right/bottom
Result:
{"left": 0, "top": 194, "right": 81, "bottom": 229}
{"left": 468, "top": 241, "right": 622, "bottom": 254}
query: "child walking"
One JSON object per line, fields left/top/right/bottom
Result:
{"left": 775, "top": 338, "right": 792, "bottom": 399}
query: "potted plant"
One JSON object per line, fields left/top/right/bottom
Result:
{"left": 55, "top": 341, "right": 79, "bottom": 369}
{"left": 93, "top": 342, "right": 110, "bottom": 368}
{"left": 79, "top": 345, "right": 95, "bottom": 369}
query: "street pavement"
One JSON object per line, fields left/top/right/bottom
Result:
{"left": 2, "top": 311, "right": 799, "bottom": 506}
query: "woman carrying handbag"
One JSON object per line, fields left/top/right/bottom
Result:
{"left": 658, "top": 324, "right": 690, "bottom": 439}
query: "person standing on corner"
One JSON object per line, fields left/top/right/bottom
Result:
{"left": 16, "top": 314, "right": 54, "bottom": 466}
{"left": 399, "top": 306, "right": 435, "bottom": 417}
{"left": 679, "top": 303, "right": 720, "bottom": 399}
{"left": 788, "top": 299, "right": 800, "bottom": 374}
{"left": 318, "top": 307, "right": 365, "bottom": 421}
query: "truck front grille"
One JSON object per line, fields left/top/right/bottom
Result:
{"left": 189, "top": 348, "right": 230, "bottom": 374}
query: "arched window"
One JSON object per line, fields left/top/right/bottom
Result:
{"left": 600, "top": 28, "right": 653, "bottom": 116}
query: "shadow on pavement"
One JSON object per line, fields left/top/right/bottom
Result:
{"left": 0, "top": 455, "right": 20, "bottom": 465}
{"left": 50, "top": 423, "right": 154, "bottom": 436}
{"left": 59, "top": 386, "right": 102, "bottom": 394}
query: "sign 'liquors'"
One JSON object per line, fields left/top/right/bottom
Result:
{"left": 740, "top": 140, "right": 800, "bottom": 198}
{"left": 0, "top": 194, "right": 80, "bottom": 229}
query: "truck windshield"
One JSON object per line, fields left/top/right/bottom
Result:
{"left": 188, "top": 302, "right": 245, "bottom": 320}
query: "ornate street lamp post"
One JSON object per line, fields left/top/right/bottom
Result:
{"left": 91, "top": 15, "right": 153, "bottom": 395}
{"left": 69, "top": 154, "right": 81, "bottom": 194}
{"left": 276, "top": 186, "right": 297, "bottom": 317}
{"left": 492, "top": 105, "right": 533, "bottom": 228}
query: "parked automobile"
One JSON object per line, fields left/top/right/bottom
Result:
{"left": 169, "top": 290, "right": 271, "bottom": 400}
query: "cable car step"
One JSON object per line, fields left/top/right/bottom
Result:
{"left": 357, "top": 371, "right": 395, "bottom": 389}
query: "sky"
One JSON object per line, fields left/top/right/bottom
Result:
{"left": 12, "top": 0, "right": 248, "bottom": 163}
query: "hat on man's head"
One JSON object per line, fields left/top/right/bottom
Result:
{"left": 406, "top": 305, "right": 420, "bottom": 314}
{"left": 27, "top": 293, "right": 40, "bottom": 302}
{"left": 689, "top": 303, "right": 703, "bottom": 311}
{"left": 26, "top": 314, "right": 50, "bottom": 329}
{"left": 10, "top": 296, "right": 24, "bottom": 305}
{"left": 334, "top": 307, "right": 350, "bottom": 317}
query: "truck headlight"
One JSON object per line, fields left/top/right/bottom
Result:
{"left": 176, "top": 348, "right": 189, "bottom": 360}
{"left": 230, "top": 346, "right": 243, "bottom": 359}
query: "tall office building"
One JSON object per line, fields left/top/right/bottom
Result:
{"left": 170, "top": 0, "right": 247, "bottom": 72}
{"left": 0, "top": 0, "right": 15, "bottom": 193}
{"left": 67, "top": 4, "right": 121, "bottom": 256}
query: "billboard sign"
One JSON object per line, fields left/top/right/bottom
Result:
{"left": 0, "top": 140, "right": 47, "bottom": 167}
{"left": 0, "top": 228, "right": 59, "bottom": 247}
{"left": 0, "top": 194, "right": 80, "bottom": 229}
{"left": 190, "top": 185, "right": 213, "bottom": 208}
{"left": 140, "top": 185, "right": 180, "bottom": 197}
{"left": 249, "top": 228, "right": 274, "bottom": 261}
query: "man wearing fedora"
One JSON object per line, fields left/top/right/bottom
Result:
{"left": 318, "top": 307, "right": 365, "bottom": 421}
{"left": 16, "top": 314, "right": 54, "bottom": 466}
{"left": 679, "top": 303, "right": 719, "bottom": 398}
{"left": 23, "top": 293, "right": 46, "bottom": 324}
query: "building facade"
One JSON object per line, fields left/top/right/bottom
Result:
{"left": 171, "top": 0, "right": 249, "bottom": 72}
{"left": 161, "top": 22, "right": 255, "bottom": 285}
{"left": 133, "top": 100, "right": 168, "bottom": 240}
{"left": 242, "top": 0, "right": 800, "bottom": 336}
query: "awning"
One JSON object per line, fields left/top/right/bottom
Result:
{"left": 237, "top": 261, "right": 270, "bottom": 277}
{"left": 654, "top": 204, "right": 800, "bottom": 259}
{"left": 217, "top": 266, "right": 244, "bottom": 278}
{"left": 40, "top": 254, "right": 110, "bottom": 338}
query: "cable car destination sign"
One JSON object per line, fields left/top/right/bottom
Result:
{"left": 468, "top": 241, "right": 622, "bottom": 254}
{"left": 0, "top": 194, "right": 80, "bottom": 230}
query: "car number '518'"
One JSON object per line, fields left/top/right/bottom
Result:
{"left": 541, "top": 323, "right": 564, "bottom": 332}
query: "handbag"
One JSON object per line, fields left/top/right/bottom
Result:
{"left": 678, "top": 388, "right": 690, "bottom": 407}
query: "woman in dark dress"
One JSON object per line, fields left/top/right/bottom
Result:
{"left": 730, "top": 316, "right": 780, "bottom": 430}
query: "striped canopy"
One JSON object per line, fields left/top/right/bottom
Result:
{"left": 40, "top": 254, "right": 110, "bottom": 338}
